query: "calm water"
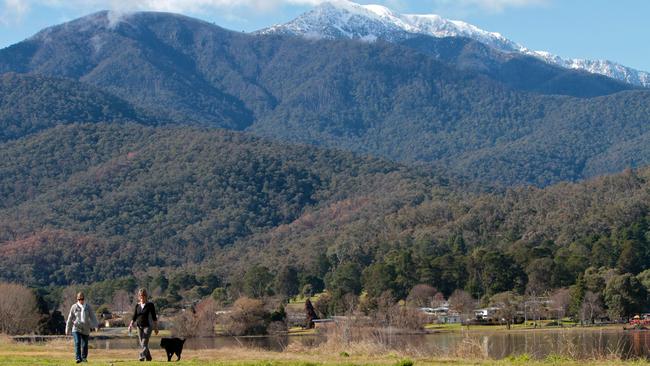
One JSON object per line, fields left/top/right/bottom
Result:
{"left": 85, "top": 329, "right": 650, "bottom": 359}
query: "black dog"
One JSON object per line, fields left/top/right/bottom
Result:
{"left": 160, "top": 337, "right": 185, "bottom": 361}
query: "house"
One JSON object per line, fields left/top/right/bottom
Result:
{"left": 312, "top": 318, "right": 335, "bottom": 330}
{"left": 419, "top": 306, "right": 461, "bottom": 324}
{"left": 437, "top": 313, "right": 461, "bottom": 324}
{"left": 474, "top": 307, "right": 500, "bottom": 321}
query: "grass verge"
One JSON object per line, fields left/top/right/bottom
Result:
{"left": 1, "top": 336, "right": 649, "bottom": 366}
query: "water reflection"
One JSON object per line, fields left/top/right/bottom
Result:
{"left": 79, "top": 329, "right": 650, "bottom": 359}
{"left": 91, "top": 334, "right": 320, "bottom": 352}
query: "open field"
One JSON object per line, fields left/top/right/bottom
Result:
{"left": 1, "top": 335, "right": 649, "bottom": 366}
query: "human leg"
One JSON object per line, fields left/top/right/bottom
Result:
{"left": 80, "top": 333, "right": 89, "bottom": 361}
{"left": 72, "top": 332, "right": 82, "bottom": 362}
{"left": 137, "top": 326, "right": 153, "bottom": 361}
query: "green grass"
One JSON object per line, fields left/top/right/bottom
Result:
{"left": 1, "top": 356, "right": 650, "bottom": 366}
{"left": 1, "top": 332, "right": 647, "bottom": 366}
{"left": 424, "top": 319, "right": 617, "bottom": 332}
{"left": 288, "top": 293, "right": 325, "bottom": 305}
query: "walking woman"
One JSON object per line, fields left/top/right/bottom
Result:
{"left": 65, "top": 291, "right": 98, "bottom": 363}
{"left": 128, "top": 288, "right": 159, "bottom": 361}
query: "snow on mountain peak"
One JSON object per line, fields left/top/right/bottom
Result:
{"left": 258, "top": 0, "right": 649, "bottom": 87}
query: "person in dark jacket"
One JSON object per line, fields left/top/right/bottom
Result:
{"left": 128, "top": 288, "right": 158, "bottom": 361}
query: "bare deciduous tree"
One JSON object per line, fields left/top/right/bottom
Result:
{"left": 406, "top": 284, "right": 438, "bottom": 307}
{"left": 172, "top": 298, "right": 218, "bottom": 337}
{"left": 448, "top": 289, "right": 476, "bottom": 323}
{"left": 491, "top": 291, "right": 520, "bottom": 330}
{"left": 59, "top": 287, "right": 79, "bottom": 315}
{"left": 112, "top": 290, "right": 132, "bottom": 315}
{"left": 0, "top": 283, "right": 40, "bottom": 335}
{"left": 580, "top": 291, "right": 603, "bottom": 324}
{"left": 219, "top": 297, "right": 268, "bottom": 336}
{"left": 550, "top": 288, "right": 572, "bottom": 322}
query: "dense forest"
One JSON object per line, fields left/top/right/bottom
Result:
{"left": 0, "top": 123, "right": 436, "bottom": 286}
{"left": 0, "top": 122, "right": 648, "bottom": 322}
{"left": 216, "top": 168, "right": 650, "bottom": 301}
{"left": 1, "top": 11, "right": 650, "bottom": 185}
{"left": 0, "top": 73, "right": 154, "bottom": 141}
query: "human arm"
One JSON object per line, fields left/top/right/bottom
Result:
{"left": 65, "top": 305, "right": 75, "bottom": 335}
{"left": 128, "top": 304, "right": 137, "bottom": 331}
{"left": 150, "top": 303, "right": 159, "bottom": 335}
{"left": 88, "top": 304, "right": 99, "bottom": 331}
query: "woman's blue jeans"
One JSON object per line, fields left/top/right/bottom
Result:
{"left": 73, "top": 331, "right": 89, "bottom": 361}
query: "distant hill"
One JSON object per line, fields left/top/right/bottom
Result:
{"left": 0, "top": 73, "right": 152, "bottom": 141}
{"left": 1, "top": 122, "right": 647, "bottom": 301}
{"left": 214, "top": 167, "right": 650, "bottom": 297}
{"left": 1, "top": 11, "right": 650, "bottom": 186}
{"left": 0, "top": 12, "right": 254, "bottom": 129}
{"left": 0, "top": 123, "right": 433, "bottom": 286}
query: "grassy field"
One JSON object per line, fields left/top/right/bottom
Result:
{"left": 424, "top": 320, "right": 623, "bottom": 333}
{"left": 0, "top": 335, "right": 648, "bottom": 366}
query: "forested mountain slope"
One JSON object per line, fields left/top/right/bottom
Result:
{"left": 0, "top": 73, "right": 153, "bottom": 141}
{"left": 1, "top": 12, "right": 650, "bottom": 185}
{"left": 0, "top": 123, "right": 434, "bottom": 286}
{"left": 215, "top": 167, "right": 650, "bottom": 298}
{"left": 398, "top": 35, "right": 634, "bottom": 98}
{"left": 0, "top": 121, "right": 647, "bottom": 302}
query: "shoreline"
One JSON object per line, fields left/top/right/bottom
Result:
{"left": 1, "top": 337, "right": 649, "bottom": 366}
{"left": 10, "top": 323, "right": 629, "bottom": 342}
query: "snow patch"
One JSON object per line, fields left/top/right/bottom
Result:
{"left": 259, "top": 0, "right": 650, "bottom": 87}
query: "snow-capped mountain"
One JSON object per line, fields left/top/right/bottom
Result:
{"left": 258, "top": 0, "right": 650, "bottom": 87}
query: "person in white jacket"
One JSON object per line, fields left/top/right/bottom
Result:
{"left": 65, "top": 292, "right": 98, "bottom": 363}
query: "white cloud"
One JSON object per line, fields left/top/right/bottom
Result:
{"left": 35, "top": 0, "right": 327, "bottom": 13}
{"left": 432, "top": 0, "right": 548, "bottom": 14}
{"left": 1, "top": 0, "right": 30, "bottom": 25}
{"left": 1, "top": 0, "right": 549, "bottom": 27}
{"left": 2, "top": 0, "right": 331, "bottom": 28}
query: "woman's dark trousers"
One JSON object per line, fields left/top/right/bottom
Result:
{"left": 137, "top": 326, "right": 153, "bottom": 361}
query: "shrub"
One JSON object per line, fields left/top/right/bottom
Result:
{"left": 0, "top": 283, "right": 40, "bottom": 335}
{"left": 395, "top": 359, "right": 414, "bottom": 366}
{"left": 219, "top": 297, "right": 270, "bottom": 336}
{"left": 171, "top": 298, "right": 217, "bottom": 337}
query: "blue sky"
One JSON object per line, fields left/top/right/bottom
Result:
{"left": 1, "top": 0, "right": 648, "bottom": 72}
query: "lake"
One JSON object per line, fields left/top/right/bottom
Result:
{"left": 85, "top": 328, "right": 650, "bottom": 359}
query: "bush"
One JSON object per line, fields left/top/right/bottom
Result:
{"left": 267, "top": 321, "right": 288, "bottom": 334}
{"left": 171, "top": 298, "right": 217, "bottom": 337}
{"left": 219, "top": 297, "right": 270, "bottom": 336}
{"left": 0, "top": 283, "right": 40, "bottom": 335}
{"left": 314, "top": 292, "right": 332, "bottom": 319}
{"left": 395, "top": 359, "right": 414, "bottom": 366}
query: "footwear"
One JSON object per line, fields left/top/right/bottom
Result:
{"left": 139, "top": 357, "right": 145, "bottom": 361}
{"left": 76, "top": 361, "right": 82, "bottom": 364}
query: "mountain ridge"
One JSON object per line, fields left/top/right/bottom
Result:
{"left": 2, "top": 10, "right": 650, "bottom": 186}
{"left": 0, "top": 72, "right": 157, "bottom": 142}
{"left": 258, "top": 0, "right": 650, "bottom": 87}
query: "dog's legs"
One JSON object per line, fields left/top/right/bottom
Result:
{"left": 167, "top": 351, "right": 172, "bottom": 361}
